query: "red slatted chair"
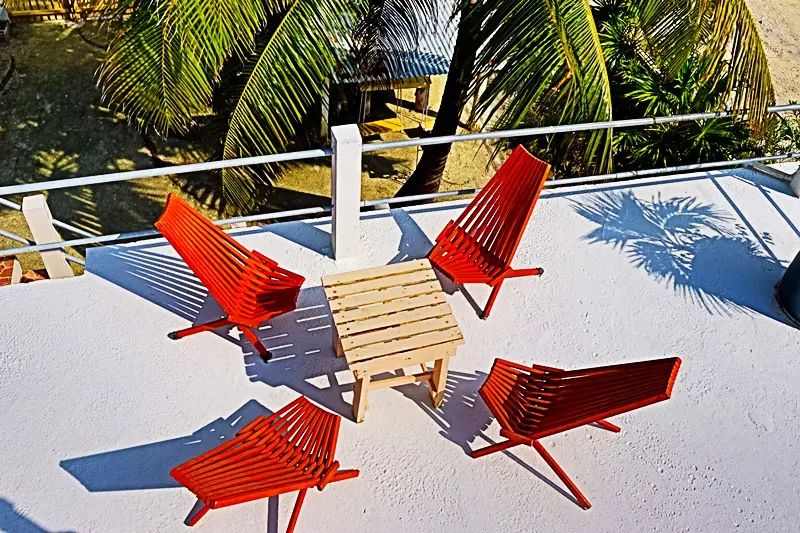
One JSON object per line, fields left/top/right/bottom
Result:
{"left": 171, "top": 396, "right": 359, "bottom": 532}
{"left": 428, "top": 145, "right": 550, "bottom": 319}
{"left": 472, "top": 357, "right": 682, "bottom": 509}
{"left": 155, "top": 193, "right": 305, "bottom": 360}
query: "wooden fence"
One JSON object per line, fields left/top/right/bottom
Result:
{"left": 5, "top": 0, "right": 118, "bottom": 21}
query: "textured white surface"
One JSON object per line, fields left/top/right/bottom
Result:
{"left": 1, "top": 167, "right": 799, "bottom": 533}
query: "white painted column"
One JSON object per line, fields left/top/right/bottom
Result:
{"left": 330, "top": 124, "right": 362, "bottom": 259}
{"left": 9, "top": 258, "right": 22, "bottom": 284}
{"left": 22, "top": 194, "right": 74, "bottom": 278}
{"left": 791, "top": 167, "right": 800, "bottom": 197}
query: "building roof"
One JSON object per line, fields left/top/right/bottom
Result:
{"left": 0, "top": 165, "right": 798, "bottom": 532}
{"left": 335, "top": 4, "right": 457, "bottom": 86}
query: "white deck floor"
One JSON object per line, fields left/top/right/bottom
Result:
{"left": 1, "top": 166, "right": 799, "bottom": 533}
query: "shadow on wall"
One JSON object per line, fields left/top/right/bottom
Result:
{"left": 0, "top": 499, "right": 77, "bottom": 533}
{"left": 571, "top": 191, "right": 791, "bottom": 324}
{"left": 60, "top": 400, "right": 274, "bottom": 492}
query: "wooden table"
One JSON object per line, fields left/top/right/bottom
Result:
{"left": 322, "top": 259, "right": 464, "bottom": 422}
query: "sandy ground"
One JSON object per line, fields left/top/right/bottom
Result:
{"left": 750, "top": 0, "right": 800, "bottom": 103}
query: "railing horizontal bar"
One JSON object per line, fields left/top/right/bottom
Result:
{"left": 0, "top": 197, "right": 22, "bottom": 211}
{"left": 0, "top": 228, "right": 32, "bottom": 245}
{"left": 363, "top": 153, "right": 800, "bottom": 206}
{"left": 0, "top": 228, "right": 84, "bottom": 265}
{"left": 545, "top": 152, "right": 800, "bottom": 187}
{"left": 0, "top": 197, "right": 95, "bottom": 237}
{"left": 217, "top": 205, "right": 332, "bottom": 225}
{"left": 0, "top": 204, "right": 333, "bottom": 257}
{"left": 0, "top": 148, "right": 332, "bottom": 197}
{"left": 52, "top": 220, "right": 95, "bottom": 238}
{"left": 362, "top": 104, "right": 800, "bottom": 153}
{"left": 361, "top": 188, "right": 480, "bottom": 208}
{"left": 0, "top": 105, "right": 798, "bottom": 198}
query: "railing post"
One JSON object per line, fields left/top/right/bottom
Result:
{"left": 791, "top": 167, "right": 800, "bottom": 198}
{"left": 21, "top": 194, "right": 74, "bottom": 279}
{"left": 331, "top": 124, "right": 362, "bottom": 259}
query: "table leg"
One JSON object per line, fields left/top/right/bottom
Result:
{"left": 332, "top": 328, "right": 344, "bottom": 357}
{"left": 430, "top": 355, "right": 450, "bottom": 408}
{"left": 352, "top": 372, "right": 371, "bottom": 423}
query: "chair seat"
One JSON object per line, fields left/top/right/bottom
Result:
{"left": 171, "top": 397, "right": 340, "bottom": 509}
{"left": 429, "top": 223, "right": 505, "bottom": 285}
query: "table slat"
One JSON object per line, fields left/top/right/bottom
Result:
{"left": 332, "top": 293, "right": 447, "bottom": 324}
{"left": 341, "top": 316, "right": 458, "bottom": 350}
{"left": 324, "top": 269, "right": 436, "bottom": 299}
{"left": 347, "top": 327, "right": 464, "bottom": 363}
{"left": 321, "top": 259, "right": 430, "bottom": 287}
{"left": 337, "top": 302, "right": 453, "bottom": 336}
{"left": 328, "top": 281, "right": 441, "bottom": 312}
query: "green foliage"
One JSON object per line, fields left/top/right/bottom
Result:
{"left": 471, "top": 0, "right": 614, "bottom": 174}
{"left": 613, "top": 54, "right": 757, "bottom": 169}
{"left": 97, "top": 0, "right": 777, "bottom": 210}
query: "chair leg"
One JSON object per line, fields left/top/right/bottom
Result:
{"left": 169, "top": 317, "right": 231, "bottom": 340}
{"left": 330, "top": 469, "right": 360, "bottom": 483}
{"left": 506, "top": 267, "right": 544, "bottom": 278}
{"left": 241, "top": 326, "right": 272, "bottom": 362}
{"left": 184, "top": 503, "right": 210, "bottom": 527}
{"left": 286, "top": 489, "right": 307, "bottom": 533}
{"left": 532, "top": 440, "right": 592, "bottom": 509}
{"left": 470, "top": 438, "right": 522, "bottom": 458}
{"left": 482, "top": 283, "right": 503, "bottom": 319}
{"left": 595, "top": 419, "right": 621, "bottom": 432}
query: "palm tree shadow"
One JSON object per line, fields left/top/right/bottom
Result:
{"left": 393, "top": 370, "right": 582, "bottom": 507}
{"left": 241, "top": 285, "right": 355, "bottom": 419}
{"left": 572, "top": 191, "right": 793, "bottom": 325}
{"left": 0, "top": 498, "right": 78, "bottom": 533}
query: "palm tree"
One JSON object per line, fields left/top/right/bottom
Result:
{"left": 98, "top": 0, "right": 774, "bottom": 211}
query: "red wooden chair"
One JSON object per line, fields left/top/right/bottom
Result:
{"left": 171, "top": 396, "right": 359, "bottom": 532}
{"left": 472, "top": 357, "right": 682, "bottom": 509}
{"left": 155, "top": 193, "right": 304, "bottom": 360}
{"left": 428, "top": 145, "right": 550, "bottom": 318}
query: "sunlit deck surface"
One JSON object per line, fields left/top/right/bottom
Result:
{"left": 1, "top": 165, "right": 799, "bottom": 533}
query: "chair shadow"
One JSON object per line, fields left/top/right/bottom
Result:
{"left": 241, "top": 285, "right": 355, "bottom": 419}
{"left": 0, "top": 498, "right": 77, "bottom": 533}
{"left": 260, "top": 219, "right": 334, "bottom": 259}
{"left": 387, "top": 207, "right": 486, "bottom": 314}
{"left": 571, "top": 191, "right": 795, "bottom": 326}
{"left": 393, "top": 370, "right": 582, "bottom": 508}
{"left": 59, "top": 400, "right": 274, "bottom": 492}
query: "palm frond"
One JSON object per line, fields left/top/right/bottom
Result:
{"left": 220, "top": 0, "right": 362, "bottom": 212}
{"left": 98, "top": 0, "right": 268, "bottom": 134}
{"left": 472, "top": 0, "right": 614, "bottom": 173}
{"left": 98, "top": 1, "right": 210, "bottom": 134}
{"left": 350, "top": 0, "right": 440, "bottom": 84}
{"left": 638, "top": 0, "right": 774, "bottom": 129}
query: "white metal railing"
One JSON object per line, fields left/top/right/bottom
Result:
{"left": 1, "top": 104, "right": 799, "bottom": 266}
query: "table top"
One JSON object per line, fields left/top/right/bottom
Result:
{"left": 322, "top": 259, "right": 463, "bottom": 373}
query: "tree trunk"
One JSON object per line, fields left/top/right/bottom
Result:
{"left": 394, "top": 8, "right": 479, "bottom": 198}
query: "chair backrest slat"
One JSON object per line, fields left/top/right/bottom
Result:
{"left": 156, "top": 194, "right": 250, "bottom": 312}
{"left": 453, "top": 146, "right": 550, "bottom": 265}
{"left": 480, "top": 357, "right": 681, "bottom": 441}
{"left": 155, "top": 194, "right": 304, "bottom": 325}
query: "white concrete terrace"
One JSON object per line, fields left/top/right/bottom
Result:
{"left": 0, "top": 165, "right": 799, "bottom": 533}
